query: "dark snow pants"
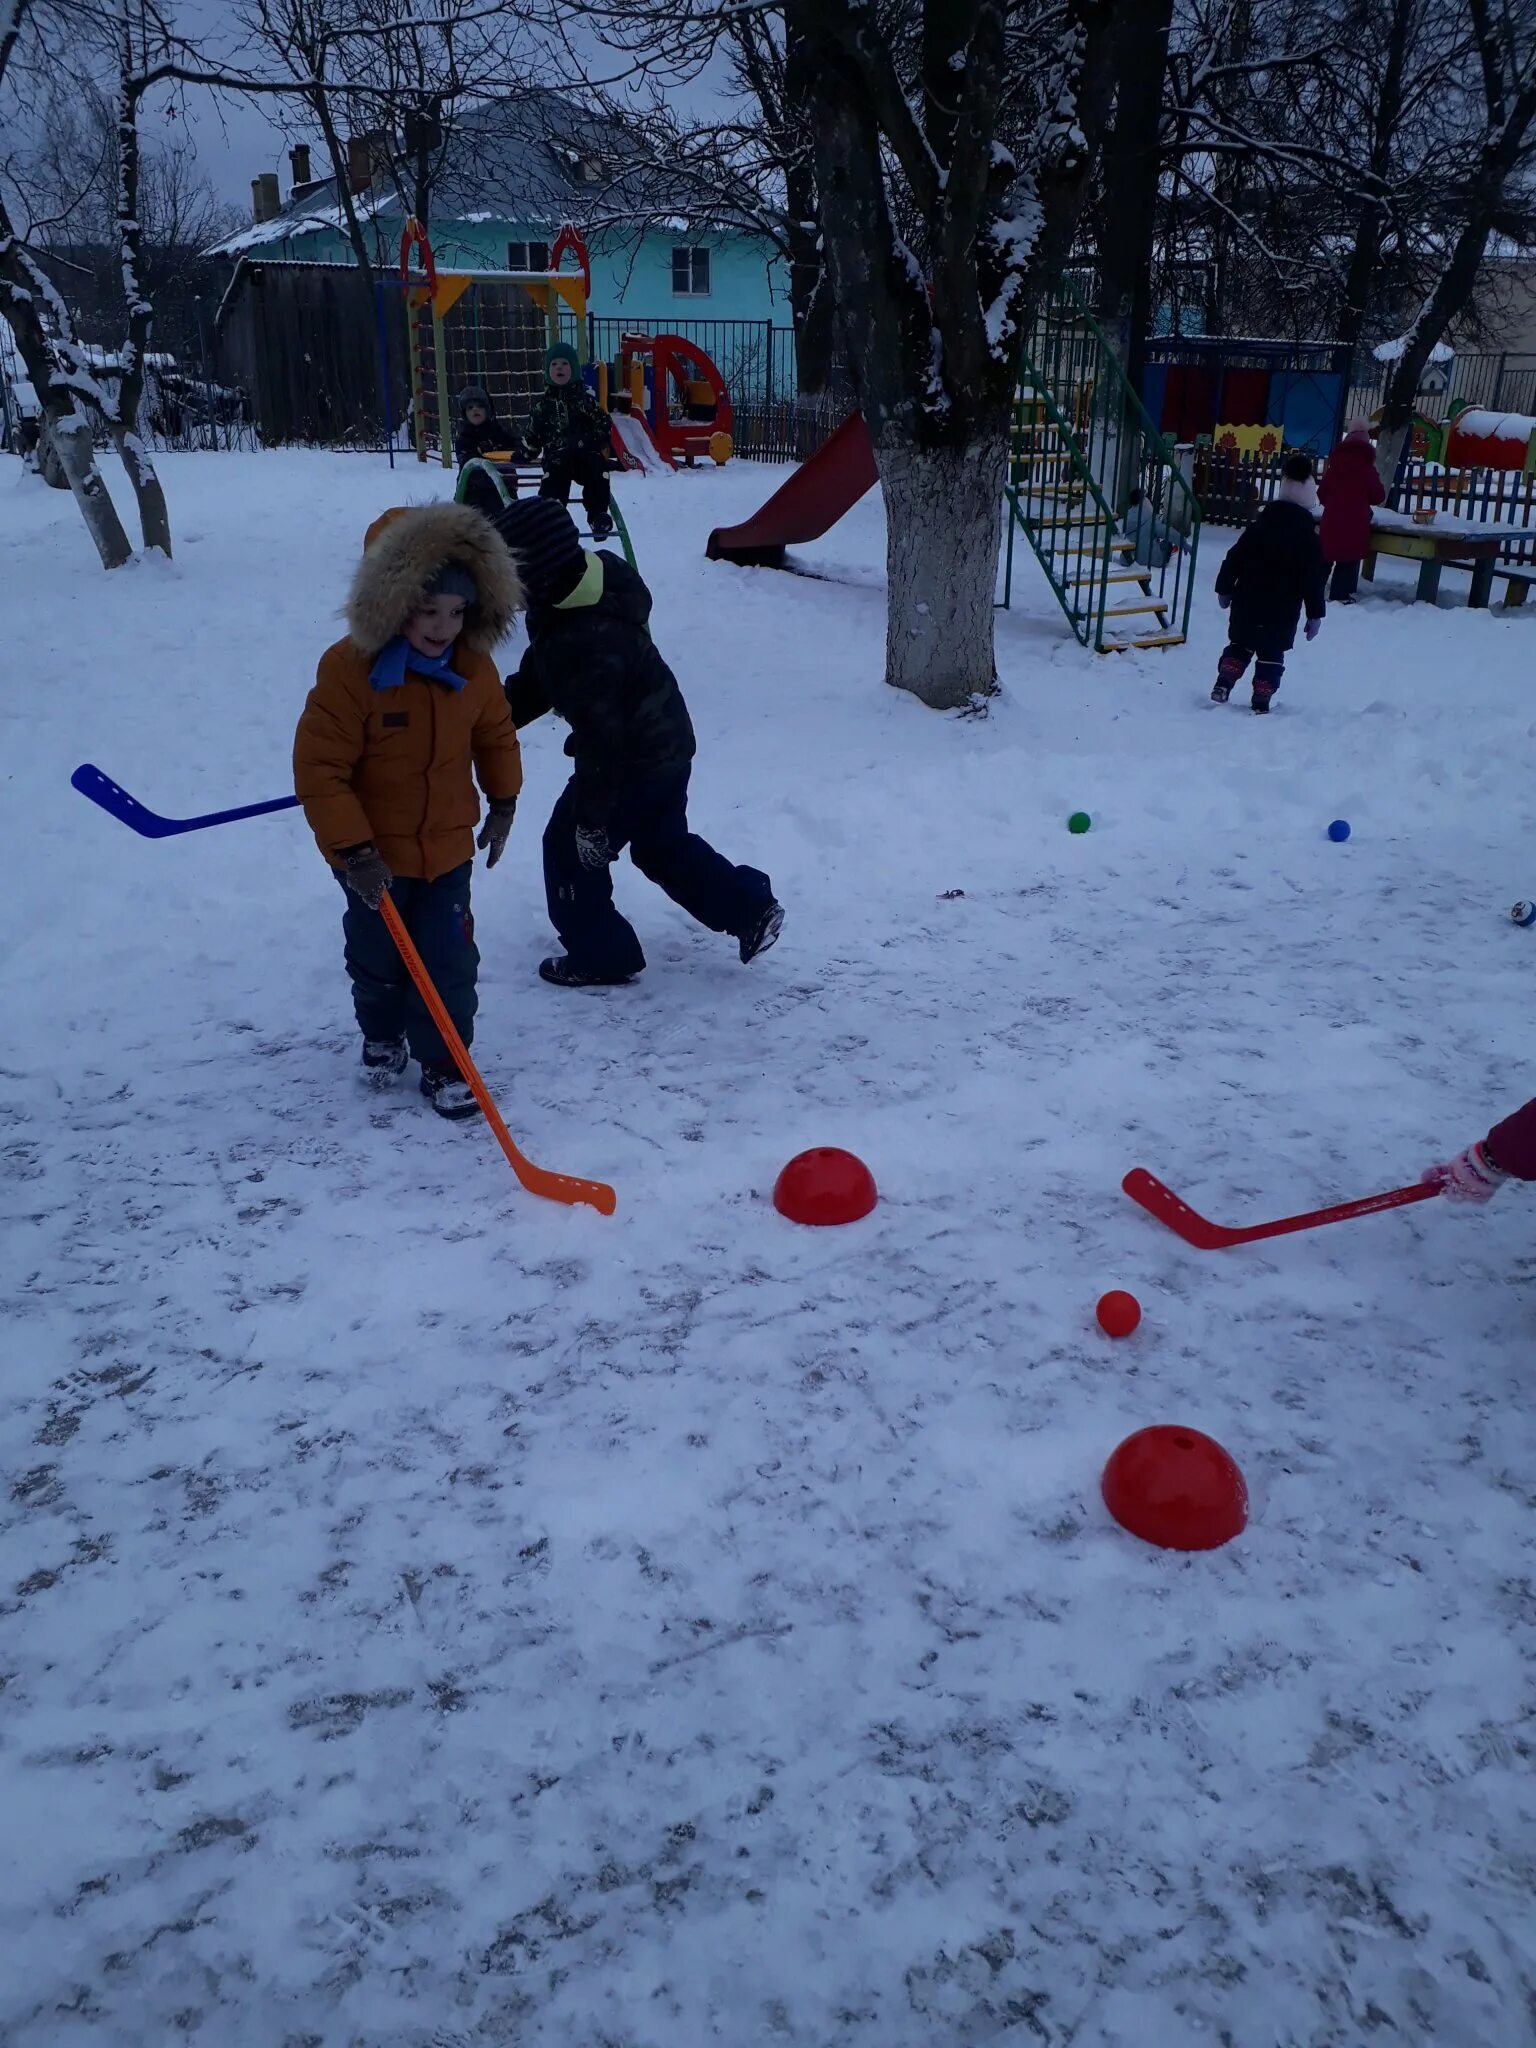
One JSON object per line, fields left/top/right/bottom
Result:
{"left": 543, "top": 769, "right": 773, "bottom": 979}
{"left": 337, "top": 861, "right": 477, "bottom": 1067}
{"left": 540, "top": 450, "right": 611, "bottom": 529}
{"left": 1327, "top": 558, "right": 1361, "bottom": 602}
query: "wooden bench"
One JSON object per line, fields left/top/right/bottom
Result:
{"left": 1497, "top": 563, "right": 1536, "bottom": 607}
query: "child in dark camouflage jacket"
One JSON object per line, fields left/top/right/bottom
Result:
{"left": 525, "top": 343, "right": 614, "bottom": 540}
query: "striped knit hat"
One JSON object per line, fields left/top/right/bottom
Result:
{"left": 492, "top": 498, "right": 586, "bottom": 608}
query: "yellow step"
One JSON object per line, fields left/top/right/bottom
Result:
{"left": 1103, "top": 601, "right": 1171, "bottom": 618}
{"left": 1100, "top": 631, "right": 1186, "bottom": 653}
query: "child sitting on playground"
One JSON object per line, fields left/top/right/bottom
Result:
{"left": 454, "top": 385, "right": 518, "bottom": 468}
{"left": 293, "top": 503, "right": 524, "bottom": 1119}
{"left": 1211, "top": 453, "right": 1327, "bottom": 713}
{"left": 491, "top": 497, "right": 784, "bottom": 987}
{"left": 525, "top": 344, "right": 614, "bottom": 542}
{"left": 1120, "top": 486, "right": 1180, "bottom": 570}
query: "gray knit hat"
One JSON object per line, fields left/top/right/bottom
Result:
{"left": 424, "top": 560, "right": 479, "bottom": 605}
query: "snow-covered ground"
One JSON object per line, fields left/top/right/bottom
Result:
{"left": 2, "top": 447, "right": 1534, "bottom": 2047}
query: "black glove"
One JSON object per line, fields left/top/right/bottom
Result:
{"left": 339, "top": 843, "right": 392, "bottom": 910}
{"left": 476, "top": 796, "right": 517, "bottom": 869}
{"left": 575, "top": 822, "right": 612, "bottom": 871}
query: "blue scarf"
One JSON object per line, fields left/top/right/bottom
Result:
{"left": 368, "top": 635, "right": 466, "bottom": 693}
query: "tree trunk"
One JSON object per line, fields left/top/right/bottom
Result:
{"left": 0, "top": 211, "right": 134, "bottom": 565}
{"left": 1095, "top": 0, "right": 1173, "bottom": 377}
{"left": 1336, "top": 0, "right": 1412, "bottom": 356}
{"left": 782, "top": 25, "right": 833, "bottom": 398}
{"left": 51, "top": 409, "right": 135, "bottom": 568}
{"left": 787, "top": 215, "right": 836, "bottom": 398}
{"left": 112, "top": 427, "right": 172, "bottom": 554}
{"left": 876, "top": 427, "right": 1008, "bottom": 710}
{"left": 313, "top": 89, "right": 377, "bottom": 284}
{"left": 114, "top": 47, "right": 172, "bottom": 557}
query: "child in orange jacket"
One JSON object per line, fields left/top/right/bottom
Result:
{"left": 294, "top": 503, "right": 523, "bottom": 1118}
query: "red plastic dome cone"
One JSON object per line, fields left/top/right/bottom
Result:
{"left": 1101, "top": 1425, "right": 1247, "bottom": 1551}
{"left": 773, "top": 1148, "right": 878, "bottom": 1226}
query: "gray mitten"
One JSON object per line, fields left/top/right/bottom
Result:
{"left": 340, "top": 843, "right": 392, "bottom": 910}
{"left": 575, "top": 823, "right": 612, "bottom": 871}
{"left": 477, "top": 796, "right": 517, "bottom": 870}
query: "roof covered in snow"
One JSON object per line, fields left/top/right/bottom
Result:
{"left": 209, "top": 89, "right": 742, "bottom": 259}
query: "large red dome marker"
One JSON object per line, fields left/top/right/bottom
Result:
{"left": 773, "top": 1148, "right": 877, "bottom": 1226}
{"left": 1101, "top": 1426, "right": 1247, "bottom": 1551}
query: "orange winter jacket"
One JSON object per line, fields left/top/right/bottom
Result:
{"left": 294, "top": 641, "right": 522, "bottom": 880}
{"left": 293, "top": 500, "right": 525, "bottom": 880}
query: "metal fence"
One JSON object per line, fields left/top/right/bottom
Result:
{"left": 1346, "top": 351, "right": 1536, "bottom": 425}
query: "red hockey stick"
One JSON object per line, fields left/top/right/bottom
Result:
{"left": 1122, "top": 1168, "right": 1439, "bottom": 1249}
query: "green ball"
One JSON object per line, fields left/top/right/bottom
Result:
{"left": 1068, "top": 811, "right": 1092, "bottom": 835}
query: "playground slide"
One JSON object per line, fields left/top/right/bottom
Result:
{"left": 610, "top": 412, "right": 674, "bottom": 476}
{"left": 705, "top": 411, "right": 877, "bottom": 567}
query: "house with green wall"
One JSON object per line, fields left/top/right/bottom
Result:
{"left": 213, "top": 89, "right": 789, "bottom": 414}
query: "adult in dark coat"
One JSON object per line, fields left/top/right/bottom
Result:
{"left": 494, "top": 499, "right": 783, "bottom": 985}
{"left": 1211, "top": 455, "right": 1328, "bottom": 712}
{"left": 1317, "top": 424, "right": 1386, "bottom": 602}
{"left": 1427, "top": 1098, "right": 1536, "bottom": 1202}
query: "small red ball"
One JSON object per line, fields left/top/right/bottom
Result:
{"left": 772, "top": 1148, "right": 878, "bottom": 1226}
{"left": 1096, "top": 1289, "right": 1142, "bottom": 1338}
{"left": 1101, "top": 1426, "right": 1248, "bottom": 1551}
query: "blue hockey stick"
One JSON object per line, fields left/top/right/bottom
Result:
{"left": 72, "top": 764, "right": 300, "bottom": 838}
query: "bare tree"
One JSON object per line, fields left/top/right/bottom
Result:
{"left": 0, "top": 0, "right": 135, "bottom": 563}
{"left": 1374, "top": 0, "right": 1536, "bottom": 483}
{"left": 787, "top": 1, "right": 1127, "bottom": 708}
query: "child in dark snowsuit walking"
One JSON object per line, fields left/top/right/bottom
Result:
{"left": 1212, "top": 454, "right": 1327, "bottom": 713}
{"left": 524, "top": 343, "right": 614, "bottom": 541}
{"left": 294, "top": 504, "right": 524, "bottom": 1118}
{"left": 454, "top": 386, "right": 518, "bottom": 467}
{"left": 1317, "top": 423, "right": 1385, "bottom": 603}
{"left": 492, "top": 498, "right": 783, "bottom": 987}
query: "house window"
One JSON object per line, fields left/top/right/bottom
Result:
{"left": 507, "top": 240, "right": 551, "bottom": 273}
{"left": 672, "top": 246, "right": 711, "bottom": 297}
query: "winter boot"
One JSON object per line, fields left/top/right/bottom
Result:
{"left": 739, "top": 899, "right": 785, "bottom": 965}
{"left": 419, "top": 1063, "right": 480, "bottom": 1120}
{"left": 361, "top": 1036, "right": 408, "bottom": 1084}
{"left": 1251, "top": 684, "right": 1277, "bottom": 714}
{"left": 1211, "top": 646, "right": 1246, "bottom": 704}
{"left": 589, "top": 516, "right": 615, "bottom": 543}
{"left": 538, "top": 955, "right": 635, "bottom": 989}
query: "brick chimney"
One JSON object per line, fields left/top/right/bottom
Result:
{"left": 289, "top": 143, "right": 311, "bottom": 191}
{"left": 346, "top": 133, "right": 377, "bottom": 196}
{"left": 250, "top": 171, "right": 280, "bottom": 224}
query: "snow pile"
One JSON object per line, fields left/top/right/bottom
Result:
{"left": 1447, "top": 407, "right": 1536, "bottom": 446}
{"left": 1, "top": 449, "right": 1534, "bottom": 2045}
{"left": 1373, "top": 336, "right": 1455, "bottom": 364}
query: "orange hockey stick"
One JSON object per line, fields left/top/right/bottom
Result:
{"left": 380, "top": 893, "right": 617, "bottom": 1215}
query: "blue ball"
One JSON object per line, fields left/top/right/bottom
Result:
{"left": 1327, "top": 819, "right": 1351, "bottom": 842}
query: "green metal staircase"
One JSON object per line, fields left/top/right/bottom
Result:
{"left": 1001, "top": 276, "right": 1200, "bottom": 653}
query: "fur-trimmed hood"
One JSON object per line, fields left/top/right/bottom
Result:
{"left": 347, "top": 502, "right": 523, "bottom": 656}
